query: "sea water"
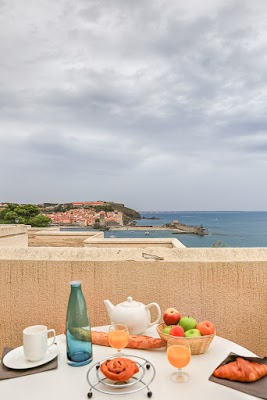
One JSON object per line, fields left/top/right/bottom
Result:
{"left": 107, "top": 211, "right": 267, "bottom": 248}
{"left": 62, "top": 211, "right": 267, "bottom": 248}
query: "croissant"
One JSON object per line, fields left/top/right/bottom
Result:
{"left": 100, "top": 358, "right": 139, "bottom": 382}
{"left": 213, "top": 357, "right": 267, "bottom": 382}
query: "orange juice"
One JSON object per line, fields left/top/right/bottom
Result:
{"left": 109, "top": 330, "right": 129, "bottom": 350}
{"left": 167, "top": 345, "right": 191, "bottom": 368}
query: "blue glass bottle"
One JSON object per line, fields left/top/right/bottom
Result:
{"left": 66, "top": 281, "right": 93, "bottom": 366}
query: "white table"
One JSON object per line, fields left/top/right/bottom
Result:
{"left": 0, "top": 326, "right": 258, "bottom": 400}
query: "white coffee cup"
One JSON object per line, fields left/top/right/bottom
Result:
{"left": 23, "top": 325, "right": 56, "bottom": 362}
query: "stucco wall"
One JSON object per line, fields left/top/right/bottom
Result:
{"left": 0, "top": 247, "right": 266, "bottom": 356}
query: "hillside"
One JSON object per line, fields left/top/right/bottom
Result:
{"left": 107, "top": 202, "right": 141, "bottom": 225}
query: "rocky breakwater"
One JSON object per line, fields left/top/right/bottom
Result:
{"left": 164, "top": 221, "right": 206, "bottom": 236}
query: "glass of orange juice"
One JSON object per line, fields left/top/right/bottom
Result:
{"left": 108, "top": 324, "right": 129, "bottom": 355}
{"left": 167, "top": 338, "right": 191, "bottom": 382}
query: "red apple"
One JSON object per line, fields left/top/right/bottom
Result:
{"left": 196, "top": 320, "right": 215, "bottom": 336}
{"left": 163, "top": 308, "right": 181, "bottom": 325}
{"left": 170, "top": 325, "right": 185, "bottom": 337}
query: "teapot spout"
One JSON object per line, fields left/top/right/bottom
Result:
{"left": 103, "top": 299, "right": 114, "bottom": 319}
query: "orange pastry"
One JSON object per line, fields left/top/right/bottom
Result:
{"left": 100, "top": 357, "right": 139, "bottom": 382}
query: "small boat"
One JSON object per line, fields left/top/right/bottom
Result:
{"left": 109, "top": 235, "right": 116, "bottom": 238}
{"left": 145, "top": 231, "right": 150, "bottom": 235}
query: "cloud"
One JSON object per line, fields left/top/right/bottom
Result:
{"left": 0, "top": 0, "right": 267, "bottom": 209}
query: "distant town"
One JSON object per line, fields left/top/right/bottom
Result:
{"left": 45, "top": 201, "right": 123, "bottom": 228}
{"left": 0, "top": 201, "right": 140, "bottom": 229}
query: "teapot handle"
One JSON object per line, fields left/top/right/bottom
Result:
{"left": 146, "top": 303, "right": 161, "bottom": 328}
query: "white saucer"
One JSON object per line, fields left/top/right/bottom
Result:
{"left": 3, "top": 344, "right": 59, "bottom": 369}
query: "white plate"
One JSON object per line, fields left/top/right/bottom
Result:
{"left": 2, "top": 344, "right": 59, "bottom": 369}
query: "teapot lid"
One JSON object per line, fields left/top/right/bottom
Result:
{"left": 119, "top": 296, "right": 143, "bottom": 308}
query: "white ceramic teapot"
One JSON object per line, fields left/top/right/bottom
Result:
{"left": 103, "top": 296, "right": 161, "bottom": 335}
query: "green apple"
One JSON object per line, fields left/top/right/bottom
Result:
{"left": 179, "top": 316, "right": 197, "bottom": 332}
{"left": 163, "top": 325, "right": 174, "bottom": 334}
{"left": 184, "top": 328, "right": 202, "bottom": 338}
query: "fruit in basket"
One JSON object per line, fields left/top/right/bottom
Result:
{"left": 163, "top": 325, "right": 174, "bottom": 334}
{"left": 184, "top": 328, "right": 202, "bottom": 338}
{"left": 196, "top": 320, "right": 215, "bottom": 335}
{"left": 163, "top": 308, "right": 181, "bottom": 325}
{"left": 169, "top": 325, "right": 185, "bottom": 337}
{"left": 179, "top": 316, "right": 197, "bottom": 332}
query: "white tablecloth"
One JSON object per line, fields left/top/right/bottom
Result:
{"left": 0, "top": 326, "right": 258, "bottom": 400}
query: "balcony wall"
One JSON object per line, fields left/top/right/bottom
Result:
{"left": 0, "top": 246, "right": 266, "bottom": 357}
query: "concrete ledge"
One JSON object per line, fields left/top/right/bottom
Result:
{"left": 84, "top": 237, "right": 186, "bottom": 248}
{"left": 0, "top": 224, "right": 28, "bottom": 247}
{"left": 0, "top": 246, "right": 267, "bottom": 261}
{"left": 34, "top": 230, "right": 104, "bottom": 237}
{"left": 28, "top": 229, "right": 104, "bottom": 247}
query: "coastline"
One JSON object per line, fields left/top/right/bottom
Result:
{"left": 111, "top": 225, "right": 205, "bottom": 235}
{"left": 59, "top": 223, "right": 206, "bottom": 235}
{"left": 112, "top": 226, "right": 171, "bottom": 230}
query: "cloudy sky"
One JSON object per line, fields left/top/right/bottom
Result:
{"left": 1, "top": 0, "right": 267, "bottom": 211}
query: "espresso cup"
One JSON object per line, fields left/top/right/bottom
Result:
{"left": 23, "top": 325, "right": 56, "bottom": 362}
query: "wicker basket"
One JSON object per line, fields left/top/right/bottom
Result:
{"left": 156, "top": 323, "right": 215, "bottom": 355}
